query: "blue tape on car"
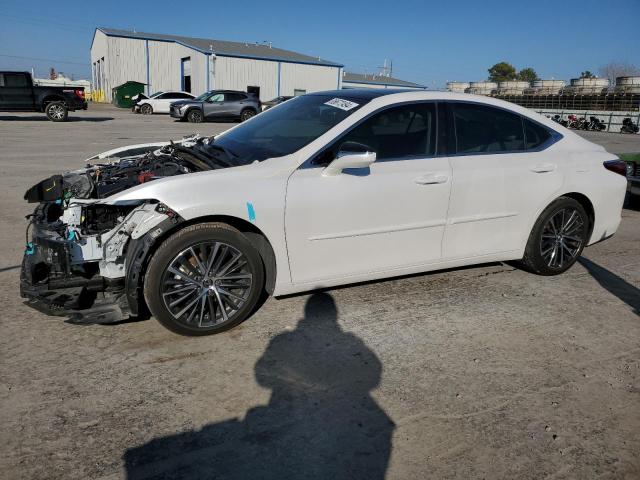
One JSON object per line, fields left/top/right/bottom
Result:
{"left": 55, "top": 199, "right": 62, "bottom": 204}
{"left": 246, "top": 202, "right": 256, "bottom": 222}
{"left": 67, "top": 230, "right": 76, "bottom": 241}
{"left": 25, "top": 242, "right": 34, "bottom": 255}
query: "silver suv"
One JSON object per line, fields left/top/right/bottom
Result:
{"left": 170, "top": 90, "right": 261, "bottom": 123}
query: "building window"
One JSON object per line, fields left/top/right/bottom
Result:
{"left": 294, "top": 89, "right": 306, "bottom": 96}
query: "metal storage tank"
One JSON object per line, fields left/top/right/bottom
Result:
{"left": 465, "top": 81, "right": 497, "bottom": 95}
{"left": 615, "top": 76, "right": 640, "bottom": 94}
{"left": 524, "top": 80, "right": 565, "bottom": 95}
{"left": 497, "top": 81, "right": 530, "bottom": 94}
{"left": 446, "top": 82, "right": 470, "bottom": 93}
{"left": 563, "top": 77, "right": 610, "bottom": 94}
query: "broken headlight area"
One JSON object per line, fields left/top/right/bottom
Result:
{"left": 21, "top": 200, "right": 181, "bottom": 324}
{"left": 23, "top": 135, "right": 232, "bottom": 202}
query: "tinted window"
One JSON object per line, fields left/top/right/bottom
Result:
{"left": 175, "top": 93, "right": 193, "bottom": 99}
{"left": 338, "top": 103, "right": 436, "bottom": 160}
{"left": 225, "top": 93, "right": 245, "bottom": 102}
{"left": 4, "top": 73, "right": 28, "bottom": 87}
{"left": 453, "top": 103, "right": 524, "bottom": 154}
{"left": 524, "top": 118, "right": 552, "bottom": 150}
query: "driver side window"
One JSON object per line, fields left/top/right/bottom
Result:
{"left": 324, "top": 103, "right": 437, "bottom": 163}
{"left": 208, "top": 93, "right": 224, "bottom": 103}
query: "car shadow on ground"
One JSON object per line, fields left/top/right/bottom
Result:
{"left": 578, "top": 257, "right": 640, "bottom": 316}
{"left": 0, "top": 116, "right": 114, "bottom": 122}
{"left": 123, "top": 292, "right": 394, "bottom": 480}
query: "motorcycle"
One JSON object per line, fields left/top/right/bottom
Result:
{"left": 550, "top": 114, "right": 568, "bottom": 127}
{"left": 566, "top": 114, "right": 581, "bottom": 129}
{"left": 587, "top": 116, "right": 606, "bottom": 131}
{"left": 620, "top": 117, "right": 639, "bottom": 134}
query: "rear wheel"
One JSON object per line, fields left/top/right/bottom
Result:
{"left": 520, "top": 197, "right": 589, "bottom": 275}
{"left": 140, "top": 103, "right": 153, "bottom": 115}
{"left": 240, "top": 108, "right": 256, "bottom": 122}
{"left": 187, "top": 109, "right": 203, "bottom": 123}
{"left": 144, "top": 223, "right": 265, "bottom": 336}
{"left": 45, "top": 101, "right": 68, "bottom": 122}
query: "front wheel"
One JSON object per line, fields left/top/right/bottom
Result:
{"left": 139, "top": 103, "right": 153, "bottom": 115}
{"left": 45, "top": 101, "right": 68, "bottom": 122}
{"left": 519, "top": 197, "right": 589, "bottom": 275}
{"left": 187, "top": 109, "right": 203, "bottom": 123}
{"left": 144, "top": 223, "right": 265, "bottom": 336}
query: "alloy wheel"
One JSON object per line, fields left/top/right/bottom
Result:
{"left": 539, "top": 208, "right": 585, "bottom": 269}
{"left": 160, "top": 241, "right": 253, "bottom": 328}
{"left": 48, "top": 104, "right": 65, "bottom": 120}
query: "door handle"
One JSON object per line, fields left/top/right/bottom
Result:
{"left": 414, "top": 173, "right": 449, "bottom": 185}
{"left": 530, "top": 163, "right": 556, "bottom": 173}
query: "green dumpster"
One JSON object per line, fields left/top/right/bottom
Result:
{"left": 112, "top": 81, "right": 146, "bottom": 108}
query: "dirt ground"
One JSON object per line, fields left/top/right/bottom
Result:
{"left": 1, "top": 104, "right": 639, "bottom": 480}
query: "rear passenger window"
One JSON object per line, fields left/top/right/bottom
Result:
{"left": 524, "top": 118, "right": 552, "bottom": 150}
{"left": 453, "top": 103, "right": 524, "bottom": 154}
{"left": 339, "top": 103, "right": 437, "bottom": 160}
{"left": 225, "top": 93, "right": 245, "bottom": 102}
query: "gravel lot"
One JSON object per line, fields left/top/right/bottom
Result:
{"left": 1, "top": 104, "right": 639, "bottom": 480}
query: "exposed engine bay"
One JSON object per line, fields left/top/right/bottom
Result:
{"left": 20, "top": 134, "right": 236, "bottom": 324}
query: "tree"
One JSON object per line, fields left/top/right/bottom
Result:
{"left": 517, "top": 67, "right": 539, "bottom": 83}
{"left": 599, "top": 61, "right": 640, "bottom": 87}
{"left": 488, "top": 62, "right": 517, "bottom": 82}
{"left": 580, "top": 71, "right": 595, "bottom": 79}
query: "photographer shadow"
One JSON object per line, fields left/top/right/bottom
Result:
{"left": 124, "top": 292, "right": 394, "bottom": 480}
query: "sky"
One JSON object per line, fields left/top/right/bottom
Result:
{"left": 1, "top": 0, "right": 639, "bottom": 88}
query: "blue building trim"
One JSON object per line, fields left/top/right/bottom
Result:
{"left": 145, "top": 40, "right": 151, "bottom": 95}
{"left": 277, "top": 62, "right": 281, "bottom": 96}
{"left": 206, "top": 54, "right": 210, "bottom": 91}
{"left": 97, "top": 28, "right": 344, "bottom": 68}
{"left": 180, "top": 57, "right": 184, "bottom": 91}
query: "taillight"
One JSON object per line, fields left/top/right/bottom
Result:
{"left": 75, "top": 89, "right": 85, "bottom": 99}
{"left": 603, "top": 160, "right": 627, "bottom": 177}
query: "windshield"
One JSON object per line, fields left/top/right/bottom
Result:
{"left": 211, "top": 94, "right": 368, "bottom": 165}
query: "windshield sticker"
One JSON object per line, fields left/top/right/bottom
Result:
{"left": 324, "top": 98, "right": 359, "bottom": 111}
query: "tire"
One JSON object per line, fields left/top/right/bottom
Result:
{"left": 519, "top": 197, "right": 589, "bottom": 276}
{"left": 140, "top": 103, "right": 153, "bottom": 115}
{"left": 240, "top": 108, "right": 256, "bottom": 122}
{"left": 144, "top": 223, "right": 265, "bottom": 336}
{"left": 187, "top": 109, "right": 203, "bottom": 123}
{"left": 45, "top": 101, "right": 68, "bottom": 122}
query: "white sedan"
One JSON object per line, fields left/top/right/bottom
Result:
{"left": 21, "top": 90, "right": 627, "bottom": 335}
{"left": 134, "top": 91, "right": 195, "bottom": 114}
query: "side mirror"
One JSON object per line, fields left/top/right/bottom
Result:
{"left": 322, "top": 142, "right": 376, "bottom": 176}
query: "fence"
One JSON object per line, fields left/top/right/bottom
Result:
{"left": 493, "top": 92, "right": 640, "bottom": 112}
{"left": 535, "top": 109, "right": 640, "bottom": 133}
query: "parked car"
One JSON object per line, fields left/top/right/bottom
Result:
{"left": 169, "top": 90, "right": 261, "bottom": 123}
{"left": 261, "top": 96, "right": 293, "bottom": 111}
{"left": 133, "top": 91, "right": 195, "bottom": 114}
{"left": 0, "top": 71, "right": 87, "bottom": 121}
{"left": 620, "top": 153, "right": 640, "bottom": 200}
{"left": 21, "top": 90, "right": 627, "bottom": 335}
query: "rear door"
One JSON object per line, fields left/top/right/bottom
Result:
{"left": 0, "top": 73, "right": 34, "bottom": 110}
{"left": 442, "top": 102, "right": 563, "bottom": 259}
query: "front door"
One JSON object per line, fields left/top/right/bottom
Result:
{"left": 285, "top": 102, "right": 452, "bottom": 285}
{"left": 1, "top": 72, "right": 34, "bottom": 110}
{"left": 203, "top": 92, "right": 226, "bottom": 118}
{"left": 442, "top": 102, "right": 564, "bottom": 259}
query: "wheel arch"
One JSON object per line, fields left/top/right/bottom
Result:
{"left": 42, "top": 95, "right": 66, "bottom": 109}
{"left": 127, "top": 213, "right": 277, "bottom": 317}
{"left": 560, "top": 192, "right": 595, "bottom": 239}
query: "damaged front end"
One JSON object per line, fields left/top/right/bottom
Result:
{"left": 20, "top": 134, "right": 233, "bottom": 324}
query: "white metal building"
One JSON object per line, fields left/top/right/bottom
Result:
{"left": 90, "top": 28, "right": 344, "bottom": 103}
{"left": 341, "top": 72, "right": 426, "bottom": 90}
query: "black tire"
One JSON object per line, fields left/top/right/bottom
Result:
{"left": 140, "top": 103, "right": 153, "bottom": 115}
{"left": 45, "top": 101, "right": 68, "bottom": 122}
{"left": 144, "top": 223, "right": 265, "bottom": 336}
{"left": 187, "top": 109, "right": 203, "bottom": 123}
{"left": 240, "top": 108, "right": 256, "bottom": 122}
{"left": 519, "top": 197, "right": 589, "bottom": 275}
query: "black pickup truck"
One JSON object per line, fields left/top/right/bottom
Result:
{"left": 0, "top": 71, "right": 88, "bottom": 121}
